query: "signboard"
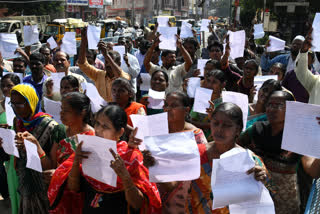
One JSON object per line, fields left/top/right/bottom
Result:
{"left": 89, "top": 0, "right": 103, "bottom": 8}
{"left": 66, "top": 0, "right": 88, "bottom": 6}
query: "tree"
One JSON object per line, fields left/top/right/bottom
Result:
{"left": 3, "top": 0, "right": 64, "bottom": 16}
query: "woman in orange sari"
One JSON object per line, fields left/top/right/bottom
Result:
{"left": 48, "top": 105, "right": 161, "bottom": 213}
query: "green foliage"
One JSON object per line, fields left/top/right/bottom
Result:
{"left": 5, "top": 1, "right": 63, "bottom": 16}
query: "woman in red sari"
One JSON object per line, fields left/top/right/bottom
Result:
{"left": 48, "top": 105, "right": 161, "bottom": 213}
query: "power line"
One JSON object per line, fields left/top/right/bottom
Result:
{"left": 0, "top": 0, "right": 64, "bottom": 3}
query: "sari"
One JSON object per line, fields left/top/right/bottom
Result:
{"left": 48, "top": 141, "right": 161, "bottom": 214}
{"left": 125, "top": 102, "right": 147, "bottom": 126}
{"left": 186, "top": 144, "right": 275, "bottom": 214}
{"left": 11, "top": 84, "right": 58, "bottom": 214}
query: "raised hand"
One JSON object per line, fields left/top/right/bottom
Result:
{"left": 247, "top": 166, "right": 267, "bottom": 182}
{"left": 206, "top": 100, "right": 215, "bottom": 120}
{"left": 128, "top": 127, "right": 142, "bottom": 149}
{"left": 109, "top": 148, "right": 130, "bottom": 179}
{"left": 74, "top": 141, "right": 91, "bottom": 163}
{"left": 301, "top": 27, "right": 313, "bottom": 53}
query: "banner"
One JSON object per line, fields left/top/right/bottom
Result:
{"left": 89, "top": 0, "right": 103, "bottom": 8}
{"left": 66, "top": 0, "right": 88, "bottom": 6}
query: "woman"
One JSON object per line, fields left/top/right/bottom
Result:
{"left": 237, "top": 59, "right": 259, "bottom": 102}
{"left": 238, "top": 90, "right": 300, "bottom": 213}
{"left": 247, "top": 79, "right": 282, "bottom": 128}
{"left": 187, "top": 102, "right": 273, "bottom": 213}
{"left": 269, "top": 63, "right": 286, "bottom": 82}
{"left": 189, "top": 69, "right": 226, "bottom": 141}
{"left": 0, "top": 73, "right": 20, "bottom": 214}
{"left": 60, "top": 75, "right": 80, "bottom": 96}
{"left": 0, "top": 84, "right": 58, "bottom": 214}
{"left": 111, "top": 78, "right": 146, "bottom": 126}
{"left": 139, "top": 70, "right": 168, "bottom": 115}
{"left": 47, "top": 105, "right": 161, "bottom": 213}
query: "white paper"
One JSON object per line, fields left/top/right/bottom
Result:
{"left": 193, "top": 87, "right": 212, "bottom": 114}
{"left": 148, "top": 88, "right": 165, "bottom": 100}
{"left": 282, "top": 101, "right": 320, "bottom": 158}
{"left": 144, "top": 131, "right": 200, "bottom": 183}
{"left": 23, "top": 25, "right": 39, "bottom": 46}
{"left": 228, "top": 30, "right": 246, "bottom": 59}
{"left": 113, "top": 45, "right": 126, "bottom": 64}
{"left": 24, "top": 139, "right": 42, "bottom": 172}
{"left": 43, "top": 97, "right": 62, "bottom": 124}
{"left": 267, "top": 36, "right": 285, "bottom": 52}
{"left": 0, "top": 33, "right": 19, "bottom": 59}
{"left": 0, "top": 128, "right": 19, "bottom": 157}
{"left": 253, "top": 75, "right": 278, "bottom": 102}
{"left": 5, "top": 97, "right": 15, "bottom": 126}
{"left": 61, "top": 32, "right": 77, "bottom": 55}
{"left": 78, "top": 135, "right": 118, "bottom": 187}
{"left": 197, "top": 59, "right": 208, "bottom": 76}
{"left": 211, "top": 148, "right": 261, "bottom": 209}
{"left": 85, "top": 83, "right": 108, "bottom": 113}
{"left": 157, "top": 17, "right": 169, "bottom": 27}
{"left": 147, "top": 97, "right": 164, "bottom": 110}
{"left": 312, "top": 13, "right": 320, "bottom": 52}
{"left": 140, "top": 73, "right": 151, "bottom": 91}
{"left": 222, "top": 91, "right": 249, "bottom": 131}
{"left": 47, "top": 36, "right": 57, "bottom": 50}
{"left": 50, "top": 72, "right": 65, "bottom": 92}
{"left": 200, "top": 19, "right": 211, "bottom": 32}
{"left": 3, "top": 72, "right": 23, "bottom": 82}
{"left": 87, "top": 25, "right": 101, "bottom": 50}
{"left": 253, "top": 24, "right": 265, "bottom": 40}
{"left": 158, "top": 27, "right": 177, "bottom": 51}
{"left": 130, "top": 112, "right": 169, "bottom": 141}
{"left": 187, "top": 77, "right": 201, "bottom": 98}
{"left": 180, "top": 21, "right": 193, "bottom": 39}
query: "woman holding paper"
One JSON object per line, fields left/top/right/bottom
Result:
{"left": 1, "top": 84, "right": 59, "bottom": 214}
{"left": 139, "top": 70, "right": 168, "bottom": 115}
{"left": 238, "top": 90, "right": 301, "bottom": 213}
{"left": 48, "top": 105, "right": 161, "bottom": 213}
{"left": 187, "top": 102, "right": 272, "bottom": 214}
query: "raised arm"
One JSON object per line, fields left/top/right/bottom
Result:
{"left": 177, "top": 34, "right": 193, "bottom": 72}
{"left": 143, "top": 34, "right": 160, "bottom": 73}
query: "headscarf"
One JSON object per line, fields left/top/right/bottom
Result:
{"left": 10, "top": 84, "right": 52, "bottom": 132}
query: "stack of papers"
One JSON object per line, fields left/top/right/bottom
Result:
{"left": 282, "top": 101, "right": 320, "bottom": 158}
{"left": 87, "top": 25, "right": 101, "bottom": 50}
{"left": 267, "top": 36, "right": 285, "bottom": 52}
{"left": 61, "top": 32, "right": 77, "bottom": 55}
{"left": 23, "top": 25, "right": 39, "bottom": 46}
{"left": 78, "top": 135, "right": 118, "bottom": 187}
{"left": 144, "top": 131, "right": 200, "bottom": 183}
{"left": 158, "top": 27, "right": 177, "bottom": 51}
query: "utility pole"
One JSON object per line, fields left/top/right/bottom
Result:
{"left": 132, "top": 0, "right": 135, "bottom": 26}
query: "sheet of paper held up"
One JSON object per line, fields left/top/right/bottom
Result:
{"left": 130, "top": 112, "right": 169, "bottom": 142}
{"left": 267, "top": 36, "right": 285, "bottom": 52}
{"left": 157, "top": 17, "right": 169, "bottom": 27}
{"left": 144, "top": 131, "right": 200, "bottom": 183}
{"left": 228, "top": 30, "right": 246, "bottom": 59}
{"left": 5, "top": 97, "right": 15, "bottom": 127}
{"left": 211, "top": 148, "right": 262, "bottom": 209}
{"left": 253, "top": 24, "right": 265, "bottom": 40}
{"left": 24, "top": 139, "right": 42, "bottom": 172}
{"left": 253, "top": 75, "right": 278, "bottom": 102}
{"left": 180, "top": 21, "right": 193, "bottom": 39}
{"left": 113, "top": 45, "right": 126, "bottom": 64}
{"left": 47, "top": 36, "right": 58, "bottom": 50}
{"left": 312, "top": 13, "right": 320, "bottom": 52}
{"left": 197, "top": 59, "right": 208, "bottom": 76}
{"left": 84, "top": 82, "right": 107, "bottom": 113}
{"left": 158, "top": 27, "right": 177, "bottom": 51}
{"left": 78, "top": 134, "right": 118, "bottom": 187}
{"left": 51, "top": 72, "right": 66, "bottom": 92}
{"left": 23, "top": 25, "right": 39, "bottom": 46}
{"left": 193, "top": 87, "right": 213, "bottom": 114}
{"left": 200, "top": 19, "right": 211, "bottom": 32}
{"left": 61, "top": 32, "right": 77, "bottom": 55}
{"left": 282, "top": 101, "right": 320, "bottom": 158}
{"left": 140, "top": 73, "right": 151, "bottom": 91}
{"left": 147, "top": 89, "right": 165, "bottom": 110}
{"left": 43, "top": 97, "right": 62, "bottom": 124}
{"left": 87, "top": 25, "right": 101, "bottom": 50}
{"left": 0, "top": 128, "right": 19, "bottom": 157}
{"left": 0, "top": 33, "right": 19, "bottom": 59}
{"left": 187, "top": 77, "right": 201, "bottom": 98}
{"left": 222, "top": 91, "right": 249, "bottom": 131}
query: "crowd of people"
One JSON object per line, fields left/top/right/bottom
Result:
{"left": 0, "top": 20, "right": 320, "bottom": 214}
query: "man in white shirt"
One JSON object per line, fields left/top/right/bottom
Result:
{"left": 144, "top": 34, "right": 193, "bottom": 93}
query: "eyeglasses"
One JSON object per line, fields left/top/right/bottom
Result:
{"left": 9, "top": 101, "right": 26, "bottom": 109}
{"left": 266, "top": 103, "right": 285, "bottom": 110}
